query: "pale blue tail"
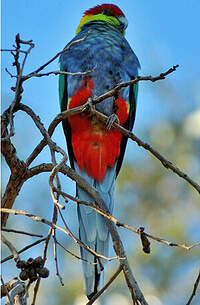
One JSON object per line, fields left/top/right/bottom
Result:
{"left": 75, "top": 162, "right": 116, "bottom": 299}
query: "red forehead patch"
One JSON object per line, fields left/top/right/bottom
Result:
{"left": 84, "top": 4, "right": 125, "bottom": 17}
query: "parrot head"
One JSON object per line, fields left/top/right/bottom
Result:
{"left": 76, "top": 4, "right": 128, "bottom": 35}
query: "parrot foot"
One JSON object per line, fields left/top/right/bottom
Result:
{"left": 106, "top": 113, "right": 120, "bottom": 130}
{"left": 82, "top": 97, "right": 95, "bottom": 113}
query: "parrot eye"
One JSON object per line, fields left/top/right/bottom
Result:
{"left": 102, "top": 9, "right": 113, "bottom": 16}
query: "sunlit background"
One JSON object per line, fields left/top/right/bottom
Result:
{"left": 1, "top": 1, "right": 200, "bottom": 305}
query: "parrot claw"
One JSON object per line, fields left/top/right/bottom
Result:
{"left": 106, "top": 113, "right": 120, "bottom": 130}
{"left": 82, "top": 98, "right": 96, "bottom": 113}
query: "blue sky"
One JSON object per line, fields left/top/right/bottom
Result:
{"left": 2, "top": 0, "right": 200, "bottom": 122}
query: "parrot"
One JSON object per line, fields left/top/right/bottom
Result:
{"left": 59, "top": 3, "right": 140, "bottom": 299}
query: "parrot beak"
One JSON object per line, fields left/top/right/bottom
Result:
{"left": 118, "top": 16, "right": 128, "bottom": 32}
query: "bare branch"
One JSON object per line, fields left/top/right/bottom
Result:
{"left": 22, "top": 67, "right": 96, "bottom": 79}
{"left": 86, "top": 265, "right": 123, "bottom": 305}
{"left": 3, "top": 278, "right": 27, "bottom": 305}
{"left": 89, "top": 107, "right": 200, "bottom": 195}
{"left": 26, "top": 163, "right": 200, "bottom": 253}
{"left": 31, "top": 206, "right": 57, "bottom": 305}
{"left": 1, "top": 48, "right": 27, "bottom": 54}
{"left": 25, "top": 86, "right": 200, "bottom": 196}
{"left": 1, "top": 127, "right": 28, "bottom": 226}
{"left": 1, "top": 234, "right": 19, "bottom": 263}
{"left": 144, "top": 232, "right": 200, "bottom": 251}
{"left": 56, "top": 240, "right": 97, "bottom": 265}
{"left": 1, "top": 34, "right": 30, "bottom": 140}
{"left": 1, "top": 277, "right": 13, "bottom": 303}
{"left": 57, "top": 206, "right": 122, "bottom": 261}
{"left": 52, "top": 227, "right": 64, "bottom": 286}
{"left": 1, "top": 34, "right": 89, "bottom": 141}
{"left": 2, "top": 228, "right": 43, "bottom": 238}
{"left": 24, "top": 65, "right": 179, "bottom": 167}
{"left": 1, "top": 208, "right": 123, "bottom": 263}
{"left": 92, "top": 65, "right": 179, "bottom": 105}
{"left": 18, "top": 103, "right": 67, "bottom": 210}
{"left": 46, "top": 168, "right": 148, "bottom": 303}
{"left": 1, "top": 238, "right": 46, "bottom": 264}
{"left": 23, "top": 33, "right": 90, "bottom": 80}
{"left": 56, "top": 183, "right": 200, "bottom": 251}
{"left": 5, "top": 68, "right": 17, "bottom": 78}
{"left": 31, "top": 278, "right": 40, "bottom": 305}
{"left": 186, "top": 269, "right": 200, "bottom": 305}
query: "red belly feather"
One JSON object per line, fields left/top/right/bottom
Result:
{"left": 67, "top": 78, "right": 128, "bottom": 181}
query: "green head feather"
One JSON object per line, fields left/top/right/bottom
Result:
{"left": 76, "top": 14, "right": 121, "bottom": 35}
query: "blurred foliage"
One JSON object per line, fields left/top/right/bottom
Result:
{"left": 1, "top": 79, "right": 200, "bottom": 305}
{"left": 116, "top": 116, "right": 200, "bottom": 305}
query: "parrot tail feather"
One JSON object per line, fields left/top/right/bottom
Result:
{"left": 75, "top": 162, "right": 116, "bottom": 298}
{"left": 87, "top": 261, "right": 100, "bottom": 300}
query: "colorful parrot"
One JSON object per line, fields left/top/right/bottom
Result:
{"left": 59, "top": 4, "right": 140, "bottom": 299}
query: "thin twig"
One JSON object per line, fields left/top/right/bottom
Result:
{"left": 1, "top": 237, "right": 46, "bottom": 264}
{"left": 1, "top": 34, "right": 89, "bottom": 141}
{"left": 18, "top": 103, "right": 67, "bottom": 210}
{"left": 31, "top": 278, "right": 40, "bottom": 305}
{"left": 24, "top": 65, "right": 179, "bottom": 166}
{"left": 49, "top": 132, "right": 65, "bottom": 211}
{"left": 2, "top": 227, "right": 43, "bottom": 238}
{"left": 1, "top": 208, "right": 122, "bottom": 262}
{"left": 90, "top": 107, "right": 200, "bottom": 195}
{"left": 53, "top": 186, "right": 200, "bottom": 252}
{"left": 31, "top": 206, "right": 58, "bottom": 305}
{"left": 42, "top": 205, "right": 57, "bottom": 263}
{"left": 25, "top": 90, "right": 200, "bottom": 196}
{"left": 49, "top": 158, "right": 66, "bottom": 210}
{"left": 1, "top": 234, "right": 19, "bottom": 263}
{"left": 57, "top": 207, "right": 122, "bottom": 261}
{"left": 5, "top": 68, "right": 17, "bottom": 78}
{"left": 1, "top": 48, "right": 27, "bottom": 54}
{"left": 23, "top": 67, "right": 96, "bottom": 78}
{"left": 3, "top": 34, "right": 24, "bottom": 139}
{"left": 27, "top": 164, "right": 200, "bottom": 254}
{"left": 186, "top": 269, "right": 200, "bottom": 305}
{"left": 40, "top": 166, "right": 148, "bottom": 303}
{"left": 23, "top": 33, "right": 90, "bottom": 80}
{"left": 144, "top": 233, "right": 200, "bottom": 250}
{"left": 92, "top": 65, "right": 179, "bottom": 105}
{"left": 56, "top": 240, "right": 97, "bottom": 265}
{"left": 1, "top": 277, "right": 13, "bottom": 304}
{"left": 52, "top": 226, "right": 64, "bottom": 286}
{"left": 86, "top": 265, "right": 123, "bottom": 305}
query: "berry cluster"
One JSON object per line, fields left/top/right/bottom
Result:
{"left": 16, "top": 257, "right": 49, "bottom": 282}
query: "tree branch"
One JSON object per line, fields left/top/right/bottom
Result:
{"left": 1, "top": 208, "right": 123, "bottom": 263}
{"left": 1, "top": 238, "right": 47, "bottom": 264}
{"left": 22, "top": 33, "right": 90, "bottom": 81}
{"left": 2, "top": 33, "right": 198, "bottom": 305}
{"left": 92, "top": 65, "right": 179, "bottom": 105}
{"left": 1, "top": 207, "right": 147, "bottom": 304}
{"left": 186, "top": 269, "right": 200, "bottom": 305}
{"left": 24, "top": 93, "right": 200, "bottom": 196}
{"left": 52, "top": 226, "right": 64, "bottom": 286}
{"left": 1, "top": 234, "right": 19, "bottom": 263}
{"left": 22, "top": 67, "right": 96, "bottom": 79}
{"left": 1, "top": 228, "right": 43, "bottom": 238}
{"left": 1, "top": 277, "right": 13, "bottom": 304}
{"left": 56, "top": 240, "right": 97, "bottom": 265}
{"left": 86, "top": 265, "right": 123, "bottom": 305}
{"left": 53, "top": 184, "right": 200, "bottom": 252}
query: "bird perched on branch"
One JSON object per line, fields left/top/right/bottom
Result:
{"left": 59, "top": 3, "right": 140, "bottom": 299}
